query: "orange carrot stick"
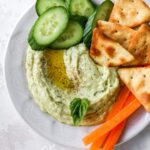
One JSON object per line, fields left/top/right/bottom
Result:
{"left": 102, "top": 94, "right": 135, "bottom": 150}
{"left": 102, "top": 121, "right": 126, "bottom": 150}
{"left": 89, "top": 87, "right": 130, "bottom": 150}
{"left": 90, "top": 134, "right": 109, "bottom": 150}
{"left": 83, "top": 98, "right": 141, "bottom": 145}
{"left": 106, "top": 86, "right": 130, "bottom": 118}
{"left": 90, "top": 93, "right": 133, "bottom": 150}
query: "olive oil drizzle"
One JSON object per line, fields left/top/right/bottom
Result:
{"left": 43, "top": 50, "right": 73, "bottom": 90}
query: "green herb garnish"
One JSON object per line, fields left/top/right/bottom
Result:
{"left": 70, "top": 98, "right": 90, "bottom": 126}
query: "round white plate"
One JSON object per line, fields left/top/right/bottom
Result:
{"left": 4, "top": 0, "right": 150, "bottom": 149}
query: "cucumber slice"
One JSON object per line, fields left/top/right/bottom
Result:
{"left": 36, "top": 0, "right": 66, "bottom": 16}
{"left": 83, "top": 0, "right": 114, "bottom": 49}
{"left": 65, "top": 0, "right": 87, "bottom": 26}
{"left": 92, "top": 0, "right": 114, "bottom": 28}
{"left": 28, "top": 25, "right": 46, "bottom": 50}
{"left": 50, "top": 20, "right": 83, "bottom": 49}
{"left": 70, "top": 0, "right": 95, "bottom": 18}
{"left": 70, "top": 15, "right": 87, "bottom": 27}
{"left": 28, "top": 7, "right": 69, "bottom": 50}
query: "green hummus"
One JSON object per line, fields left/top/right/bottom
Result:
{"left": 26, "top": 43, "right": 120, "bottom": 126}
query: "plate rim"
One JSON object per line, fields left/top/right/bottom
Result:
{"left": 4, "top": 2, "right": 150, "bottom": 149}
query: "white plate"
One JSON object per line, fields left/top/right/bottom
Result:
{"left": 4, "top": 1, "right": 150, "bottom": 149}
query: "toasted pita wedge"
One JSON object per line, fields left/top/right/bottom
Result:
{"left": 127, "top": 24, "right": 150, "bottom": 66}
{"left": 109, "top": 0, "right": 150, "bottom": 27}
{"left": 98, "top": 21, "right": 135, "bottom": 49}
{"left": 90, "top": 28, "right": 134, "bottom": 67}
{"left": 118, "top": 67, "right": 150, "bottom": 111}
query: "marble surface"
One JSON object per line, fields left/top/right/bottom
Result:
{"left": 1, "top": 0, "right": 150, "bottom": 150}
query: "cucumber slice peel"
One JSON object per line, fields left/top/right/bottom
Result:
{"left": 28, "top": 25, "right": 46, "bottom": 50}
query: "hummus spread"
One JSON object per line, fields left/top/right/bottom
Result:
{"left": 26, "top": 43, "right": 120, "bottom": 126}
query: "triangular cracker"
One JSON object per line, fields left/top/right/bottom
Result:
{"left": 127, "top": 24, "right": 150, "bottom": 66}
{"left": 109, "top": 0, "right": 150, "bottom": 27}
{"left": 118, "top": 67, "right": 150, "bottom": 111}
{"left": 98, "top": 21, "right": 135, "bottom": 49}
{"left": 90, "top": 28, "right": 134, "bottom": 67}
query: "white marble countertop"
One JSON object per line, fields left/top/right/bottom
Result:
{"left": 0, "top": 0, "right": 150, "bottom": 150}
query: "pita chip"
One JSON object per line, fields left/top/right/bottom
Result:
{"left": 127, "top": 24, "right": 150, "bottom": 66}
{"left": 109, "top": 0, "right": 150, "bottom": 27}
{"left": 118, "top": 67, "right": 150, "bottom": 112}
{"left": 98, "top": 21, "right": 135, "bottom": 49}
{"left": 90, "top": 28, "right": 134, "bottom": 67}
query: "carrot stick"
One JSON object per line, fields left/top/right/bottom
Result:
{"left": 90, "top": 93, "right": 133, "bottom": 150}
{"left": 102, "top": 121, "right": 126, "bottom": 150}
{"left": 106, "top": 86, "right": 130, "bottom": 118}
{"left": 123, "top": 93, "right": 136, "bottom": 106}
{"left": 83, "top": 98, "right": 141, "bottom": 145}
{"left": 89, "top": 134, "right": 109, "bottom": 150}
{"left": 89, "top": 87, "right": 130, "bottom": 150}
{"left": 102, "top": 94, "right": 135, "bottom": 150}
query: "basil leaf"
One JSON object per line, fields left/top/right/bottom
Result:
{"left": 70, "top": 98, "right": 90, "bottom": 126}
